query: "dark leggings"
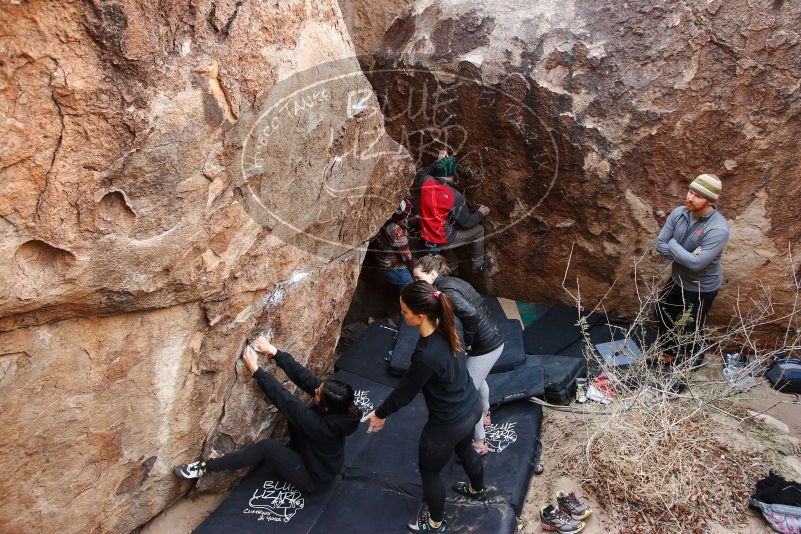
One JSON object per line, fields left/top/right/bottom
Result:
{"left": 419, "top": 403, "right": 484, "bottom": 523}
{"left": 205, "top": 439, "right": 319, "bottom": 492}
{"left": 655, "top": 282, "right": 718, "bottom": 363}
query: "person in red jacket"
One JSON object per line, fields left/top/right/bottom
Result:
{"left": 415, "top": 152, "right": 490, "bottom": 273}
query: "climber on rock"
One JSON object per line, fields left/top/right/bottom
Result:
{"left": 173, "top": 336, "right": 360, "bottom": 492}
{"left": 414, "top": 150, "right": 491, "bottom": 274}
{"left": 655, "top": 173, "right": 730, "bottom": 366}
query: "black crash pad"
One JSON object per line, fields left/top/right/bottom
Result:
{"left": 195, "top": 329, "right": 544, "bottom": 533}
{"left": 525, "top": 354, "right": 587, "bottom": 405}
{"left": 193, "top": 460, "right": 338, "bottom": 533}
{"left": 523, "top": 303, "right": 605, "bottom": 356}
{"left": 487, "top": 365, "right": 545, "bottom": 408}
{"left": 490, "top": 319, "right": 526, "bottom": 374}
{"left": 334, "top": 320, "right": 400, "bottom": 388}
{"left": 313, "top": 476, "right": 518, "bottom": 534}
{"left": 445, "top": 400, "right": 543, "bottom": 515}
{"left": 388, "top": 321, "right": 418, "bottom": 377}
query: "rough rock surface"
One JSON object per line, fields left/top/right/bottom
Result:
{"left": 338, "top": 0, "right": 413, "bottom": 57}
{"left": 0, "top": 1, "right": 412, "bottom": 533}
{"left": 369, "top": 0, "right": 801, "bottom": 325}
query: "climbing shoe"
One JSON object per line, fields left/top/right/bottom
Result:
{"left": 540, "top": 504, "right": 585, "bottom": 533}
{"left": 407, "top": 510, "right": 448, "bottom": 532}
{"left": 452, "top": 481, "right": 487, "bottom": 502}
{"left": 556, "top": 491, "right": 592, "bottom": 520}
{"left": 173, "top": 460, "right": 206, "bottom": 479}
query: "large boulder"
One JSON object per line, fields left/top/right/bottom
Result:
{"left": 338, "top": 0, "right": 413, "bottom": 57}
{"left": 0, "top": 1, "right": 412, "bottom": 532}
{"left": 369, "top": 0, "right": 801, "bottom": 324}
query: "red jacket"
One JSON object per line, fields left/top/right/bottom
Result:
{"left": 418, "top": 176, "right": 483, "bottom": 244}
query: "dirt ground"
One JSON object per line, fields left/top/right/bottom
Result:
{"left": 517, "top": 373, "right": 801, "bottom": 534}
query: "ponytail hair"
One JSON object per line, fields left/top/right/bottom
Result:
{"left": 414, "top": 254, "right": 452, "bottom": 277}
{"left": 319, "top": 379, "right": 359, "bottom": 421}
{"left": 400, "top": 281, "right": 462, "bottom": 356}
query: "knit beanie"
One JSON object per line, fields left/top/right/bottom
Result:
{"left": 689, "top": 173, "right": 722, "bottom": 201}
{"left": 433, "top": 156, "right": 458, "bottom": 178}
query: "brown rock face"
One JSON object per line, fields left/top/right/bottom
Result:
{"left": 0, "top": 1, "right": 412, "bottom": 532}
{"left": 369, "top": 0, "right": 801, "bottom": 324}
{"left": 338, "top": 0, "right": 413, "bottom": 57}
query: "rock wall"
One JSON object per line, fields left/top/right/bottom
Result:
{"left": 368, "top": 0, "right": 801, "bottom": 325}
{"left": 338, "top": 0, "right": 413, "bottom": 57}
{"left": 0, "top": 1, "right": 412, "bottom": 532}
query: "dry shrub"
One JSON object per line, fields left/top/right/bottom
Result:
{"left": 563, "top": 396, "right": 769, "bottom": 533}
{"left": 554, "top": 247, "right": 801, "bottom": 533}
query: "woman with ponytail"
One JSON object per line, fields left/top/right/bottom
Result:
{"left": 362, "top": 281, "right": 486, "bottom": 533}
{"left": 173, "top": 336, "right": 360, "bottom": 493}
{"left": 413, "top": 255, "right": 505, "bottom": 456}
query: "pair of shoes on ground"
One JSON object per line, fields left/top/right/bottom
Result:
{"left": 407, "top": 483, "right": 487, "bottom": 532}
{"left": 174, "top": 460, "right": 206, "bottom": 479}
{"left": 540, "top": 491, "right": 592, "bottom": 533}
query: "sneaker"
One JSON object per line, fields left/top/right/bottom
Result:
{"left": 540, "top": 504, "right": 585, "bottom": 533}
{"left": 407, "top": 511, "right": 448, "bottom": 532}
{"left": 556, "top": 491, "right": 592, "bottom": 520}
{"left": 173, "top": 461, "right": 206, "bottom": 479}
{"left": 452, "top": 481, "right": 487, "bottom": 502}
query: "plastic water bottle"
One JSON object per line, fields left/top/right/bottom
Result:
{"left": 725, "top": 352, "right": 742, "bottom": 368}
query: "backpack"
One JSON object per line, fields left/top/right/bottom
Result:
{"left": 765, "top": 358, "right": 801, "bottom": 394}
{"left": 750, "top": 471, "right": 801, "bottom": 534}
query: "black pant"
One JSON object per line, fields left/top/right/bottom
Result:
{"left": 655, "top": 281, "right": 718, "bottom": 363}
{"left": 205, "top": 439, "right": 319, "bottom": 492}
{"left": 419, "top": 403, "right": 484, "bottom": 523}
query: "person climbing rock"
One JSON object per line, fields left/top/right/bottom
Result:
{"left": 413, "top": 255, "right": 504, "bottom": 456}
{"left": 362, "top": 281, "right": 486, "bottom": 533}
{"left": 655, "top": 173, "right": 729, "bottom": 365}
{"left": 173, "top": 337, "right": 360, "bottom": 492}
{"left": 373, "top": 197, "right": 414, "bottom": 289}
{"left": 415, "top": 151, "right": 491, "bottom": 274}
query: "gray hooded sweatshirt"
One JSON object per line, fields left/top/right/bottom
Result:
{"left": 655, "top": 206, "right": 729, "bottom": 292}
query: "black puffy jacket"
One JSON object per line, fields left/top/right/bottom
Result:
{"left": 434, "top": 274, "right": 504, "bottom": 356}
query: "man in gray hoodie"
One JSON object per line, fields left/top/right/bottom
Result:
{"left": 655, "top": 173, "right": 729, "bottom": 364}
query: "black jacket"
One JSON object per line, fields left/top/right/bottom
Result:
{"left": 375, "top": 329, "right": 479, "bottom": 426}
{"left": 435, "top": 274, "right": 504, "bottom": 356}
{"left": 252, "top": 351, "right": 360, "bottom": 484}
